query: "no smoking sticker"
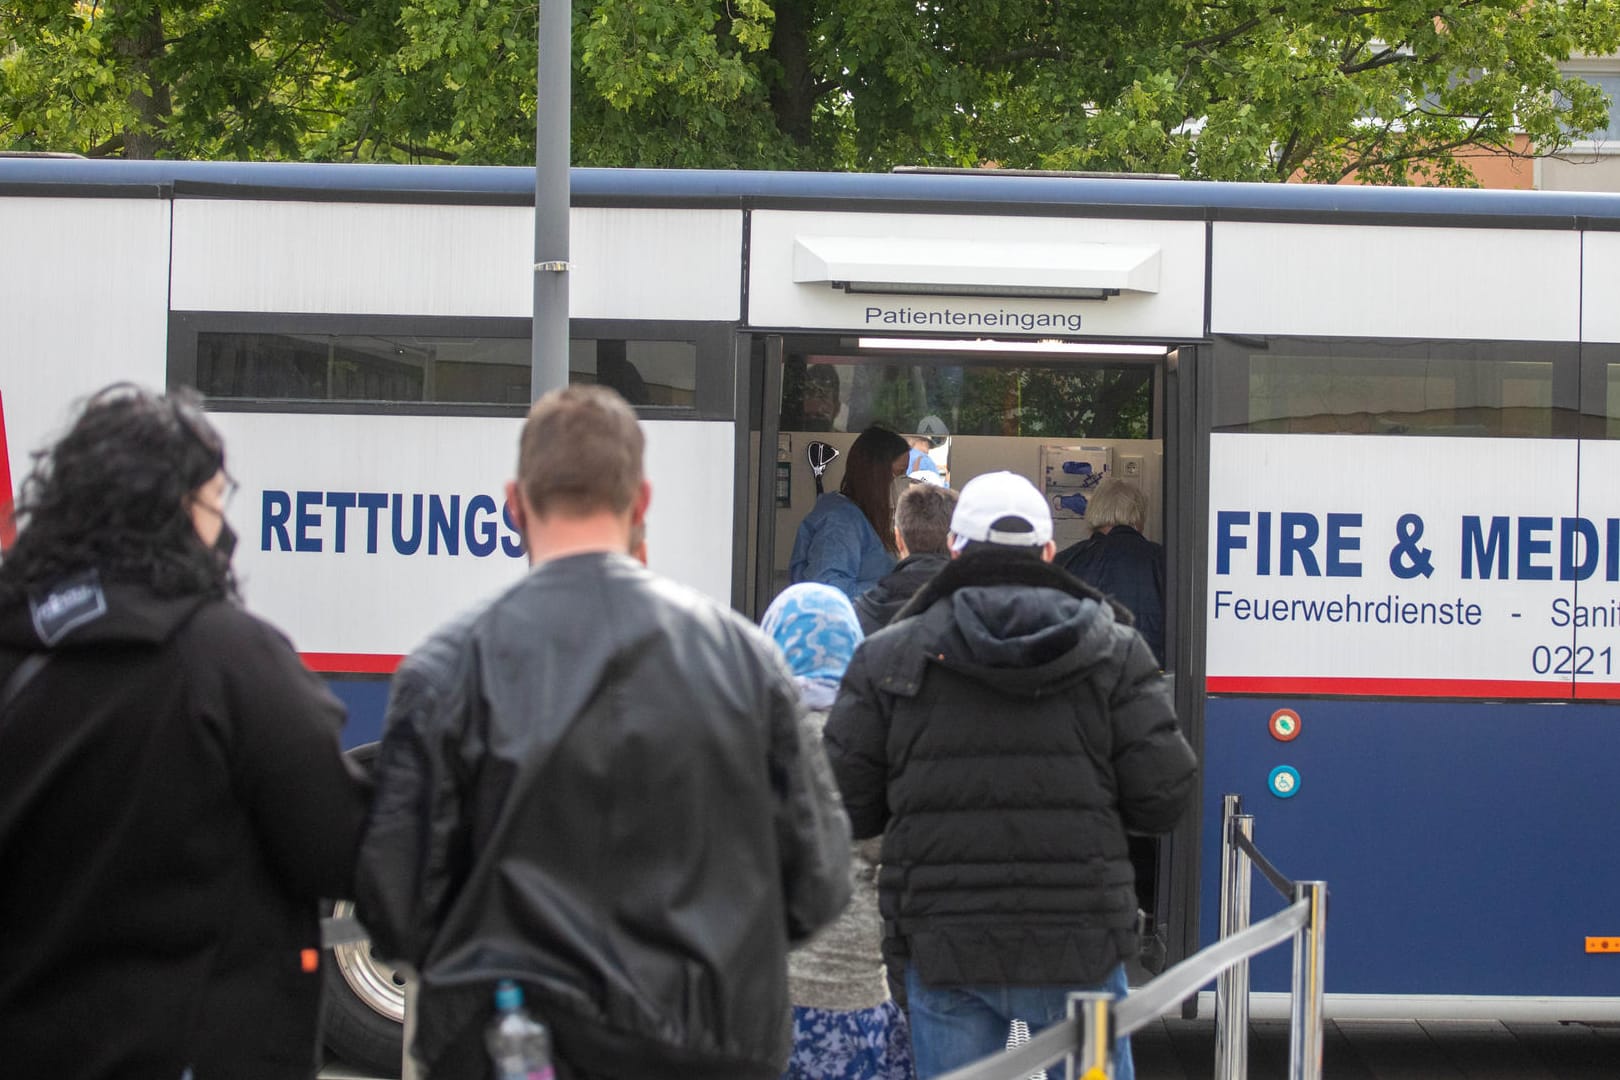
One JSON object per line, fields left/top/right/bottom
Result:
{"left": 1269, "top": 709, "right": 1301, "bottom": 742}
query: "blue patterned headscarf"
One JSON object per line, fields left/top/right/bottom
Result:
{"left": 761, "top": 583, "right": 865, "bottom": 710}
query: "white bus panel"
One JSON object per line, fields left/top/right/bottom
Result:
{"left": 1581, "top": 230, "right": 1620, "bottom": 343}
{"left": 172, "top": 202, "right": 743, "bottom": 321}
{"left": 1211, "top": 222, "right": 1580, "bottom": 342}
{"left": 1, "top": 198, "right": 172, "bottom": 474}
{"left": 748, "top": 209, "right": 1206, "bottom": 338}
{"left": 1206, "top": 432, "right": 1589, "bottom": 697}
{"left": 214, "top": 413, "right": 735, "bottom": 662}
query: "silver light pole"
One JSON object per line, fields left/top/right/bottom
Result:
{"left": 532, "top": 0, "right": 570, "bottom": 400}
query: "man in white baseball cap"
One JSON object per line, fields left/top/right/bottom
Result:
{"left": 825, "top": 468, "right": 1196, "bottom": 1080}
{"left": 945, "top": 470, "right": 1054, "bottom": 553}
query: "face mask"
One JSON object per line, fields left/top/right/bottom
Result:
{"left": 214, "top": 521, "right": 238, "bottom": 564}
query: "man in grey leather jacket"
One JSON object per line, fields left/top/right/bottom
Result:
{"left": 356, "top": 386, "right": 853, "bottom": 1080}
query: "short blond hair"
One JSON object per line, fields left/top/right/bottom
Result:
{"left": 1084, "top": 478, "right": 1148, "bottom": 531}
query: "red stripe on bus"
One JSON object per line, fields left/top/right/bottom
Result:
{"left": 301, "top": 653, "right": 404, "bottom": 675}
{"left": 1205, "top": 675, "right": 1572, "bottom": 699}
{"left": 0, "top": 390, "right": 14, "bottom": 550}
{"left": 1574, "top": 682, "right": 1620, "bottom": 700}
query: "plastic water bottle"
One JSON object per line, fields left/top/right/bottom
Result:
{"left": 486, "top": 979, "right": 555, "bottom": 1080}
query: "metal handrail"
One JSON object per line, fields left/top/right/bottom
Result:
{"left": 935, "top": 793, "right": 1327, "bottom": 1080}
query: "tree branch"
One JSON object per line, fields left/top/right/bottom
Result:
{"left": 84, "top": 133, "right": 126, "bottom": 157}
{"left": 388, "top": 140, "right": 458, "bottom": 161}
{"left": 1334, "top": 115, "right": 1494, "bottom": 181}
{"left": 1341, "top": 46, "right": 1414, "bottom": 75}
{"left": 978, "top": 44, "right": 1064, "bottom": 67}
{"left": 1273, "top": 129, "right": 1301, "bottom": 179}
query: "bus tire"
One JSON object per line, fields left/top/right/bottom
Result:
{"left": 322, "top": 897, "right": 407, "bottom": 1074}
{"left": 321, "top": 741, "right": 406, "bottom": 1074}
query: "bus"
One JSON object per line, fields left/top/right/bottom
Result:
{"left": 5, "top": 156, "right": 1619, "bottom": 1068}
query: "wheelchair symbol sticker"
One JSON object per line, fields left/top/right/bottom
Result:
{"left": 1269, "top": 709, "right": 1301, "bottom": 742}
{"left": 1268, "top": 765, "right": 1301, "bottom": 799}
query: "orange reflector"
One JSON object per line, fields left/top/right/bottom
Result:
{"left": 1585, "top": 937, "right": 1620, "bottom": 953}
{"left": 301, "top": 948, "right": 320, "bottom": 972}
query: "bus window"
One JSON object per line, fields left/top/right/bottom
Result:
{"left": 1579, "top": 344, "right": 1620, "bottom": 438}
{"left": 1211, "top": 336, "right": 1579, "bottom": 437}
{"left": 780, "top": 353, "right": 1154, "bottom": 439}
{"left": 196, "top": 331, "right": 528, "bottom": 405}
{"left": 170, "top": 313, "right": 733, "bottom": 417}
{"left": 570, "top": 339, "right": 696, "bottom": 407}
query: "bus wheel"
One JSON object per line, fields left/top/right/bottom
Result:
{"left": 321, "top": 740, "right": 404, "bottom": 1073}
{"left": 323, "top": 896, "right": 406, "bottom": 1073}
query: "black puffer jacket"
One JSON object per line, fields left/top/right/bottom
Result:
{"left": 852, "top": 552, "right": 949, "bottom": 635}
{"left": 824, "top": 550, "right": 1196, "bottom": 989}
{"left": 355, "top": 552, "right": 852, "bottom": 1080}
{"left": 0, "top": 572, "right": 368, "bottom": 1080}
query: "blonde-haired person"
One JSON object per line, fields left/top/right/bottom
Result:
{"left": 1055, "top": 478, "right": 1165, "bottom": 667}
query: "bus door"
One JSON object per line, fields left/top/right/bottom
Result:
{"left": 747, "top": 333, "right": 1200, "bottom": 979}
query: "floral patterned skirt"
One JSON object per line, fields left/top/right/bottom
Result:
{"left": 781, "top": 999, "right": 916, "bottom": 1080}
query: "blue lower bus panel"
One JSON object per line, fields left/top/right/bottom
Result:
{"left": 1201, "top": 696, "right": 1620, "bottom": 997}
{"left": 326, "top": 677, "right": 392, "bottom": 750}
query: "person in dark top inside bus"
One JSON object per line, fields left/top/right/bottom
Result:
{"left": 789, "top": 426, "right": 911, "bottom": 599}
{"left": 1056, "top": 478, "right": 1166, "bottom": 668}
{"left": 0, "top": 385, "right": 370, "bottom": 1080}
{"left": 852, "top": 482, "right": 958, "bottom": 635}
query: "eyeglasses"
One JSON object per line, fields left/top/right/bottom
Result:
{"left": 194, "top": 473, "right": 238, "bottom": 518}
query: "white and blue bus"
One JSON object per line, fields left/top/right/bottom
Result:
{"left": 5, "top": 157, "right": 1619, "bottom": 1064}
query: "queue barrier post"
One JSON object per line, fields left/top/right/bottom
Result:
{"left": 1288, "top": 880, "right": 1328, "bottom": 1080}
{"left": 1214, "top": 794, "right": 1253, "bottom": 1080}
{"left": 1068, "top": 990, "right": 1115, "bottom": 1080}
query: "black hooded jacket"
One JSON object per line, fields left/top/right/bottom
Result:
{"left": 355, "top": 552, "right": 852, "bottom": 1080}
{"left": 0, "top": 572, "right": 369, "bottom": 1080}
{"left": 852, "top": 552, "right": 949, "bottom": 635}
{"left": 824, "top": 550, "right": 1197, "bottom": 989}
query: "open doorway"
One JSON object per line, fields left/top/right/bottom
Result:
{"left": 748, "top": 332, "right": 1183, "bottom": 973}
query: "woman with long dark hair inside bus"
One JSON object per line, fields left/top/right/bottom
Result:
{"left": 789, "top": 426, "right": 911, "bottom": 599}
{"left": 0, "top": 385, "right": 369, "bottom": 1080}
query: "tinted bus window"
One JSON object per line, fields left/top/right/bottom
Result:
{"left": 170, "top": 314, "right": 734, "bottom": 417}
{"left": 781, "top": 354, "right": 1154, "bottom": 439}
{"left": 196, "top": 332, "right": 527, "bottom": 405}
{"left": 1212, "top": 337, "right": 1579, "bottom": 437}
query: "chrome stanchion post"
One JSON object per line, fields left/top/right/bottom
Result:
{"left": 401, "top": 971, "right": 421, "bottom": 1080}
{"left": 1069, "top": 990, "right": 1114, "bottom": 1080}
{"left": 1288, "top": 881, "right": 1328, "bottom": 1080}
{"left": 1214, "top": 795, "right": 1252, "bottom": 1080}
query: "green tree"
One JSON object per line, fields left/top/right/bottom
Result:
{"left": 5, "top": 0, "right": 1620, "bottom": 183}
{"left": 0, "top": 0, "right": 389, "bottom": 158}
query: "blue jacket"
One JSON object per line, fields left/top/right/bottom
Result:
{"left": 1057, "top": 525, "right": 1166, "bottom": 666}
{"left": 789, "top": 493, "right": 896, "bottom": 599}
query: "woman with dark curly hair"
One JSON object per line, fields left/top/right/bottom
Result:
{"left": 0, "top": 384, "right": 370, "bottom": 1080}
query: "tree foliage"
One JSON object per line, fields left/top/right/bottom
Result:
{"left": 4, "top": 0, "right": 1620, "bottom": 183}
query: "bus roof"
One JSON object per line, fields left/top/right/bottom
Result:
{"left": 3, "top": 156, "right": 1619, "bottom": 229}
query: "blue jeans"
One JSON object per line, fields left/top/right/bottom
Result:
{"left": 905, "top": 963, "right": 1134, "bottom": 1080}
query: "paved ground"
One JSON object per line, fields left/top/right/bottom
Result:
{"left": 322, "top": 1017, "right": 1620, "bottom": 1078}
{"left": 1131, "top": 1016, "right": 1620, "bottom": 1079}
